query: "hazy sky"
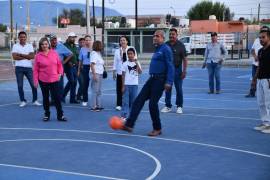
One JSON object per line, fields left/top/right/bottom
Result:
{"left": 54, "top": 0, "right": 270, "bottom": 20}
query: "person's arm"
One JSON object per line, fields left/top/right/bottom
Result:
{"left": 135, "top": 60, "right": 142, "bottom": 74}
{"left": 90, "top": 62, "right": 97, "bottom": 81}
{"left": 251, "top": 49, "right": 258, "bottom": 62}
{"left": 33, "top": 55, "right": 39, "bottom": 88}
{"left": 251, "top": 51, "right": 260, "bottom": 89}
{"left": 181, "top": 57, "right": 188, "bottom": 79}
{"left": 219, "top": 43, "right": 227, "bottom": 64}
{"left": 112, "top": 50, "right": 118, "bottom": 80}
{"left": 121, "top": 71, "right": 126, "bottom": 93}
{"left": 164, "top": 46, "right": 174, "bottom": 91}
{"left": 19, "top": 52, "right": 35, "bottom": 60}
{"left": 202, "top": 44, "right": 209, "bottom": 68}
{"left": 181, "top": 44, "right": 188, "bottom": 79}
{"left": 56, "top": 53, "right": 64, "bottom": 77}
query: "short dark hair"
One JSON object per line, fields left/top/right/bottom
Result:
{"left": 38, "top": 37, "right": 51, "bottom": 52}
{"left": 127, "top": 47, "right": 136, "bottom": 54}
{"left": 92, "top": 40, "right": 103, "bottom": 51}
{"left": 18, "top": 31, "right": 27, "bottom": 37}
{"left": 169, "top": 28, "right": 178, "bottom": 34}
{"left": 78, "top": 37, "right": 85, "bottom": 42}
{"left": 211, "top": 32, "right": 218, "bottom": 37}
{"left": 260, "top": 26, "right": 270, "bottom": 37}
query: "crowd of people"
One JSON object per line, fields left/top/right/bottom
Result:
{"left": 11, "top": 26, "right": 270, "bottom": 136}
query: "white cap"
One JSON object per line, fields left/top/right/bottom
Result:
{"left": 68, "top": 32, "right": 77, "bottom": 37}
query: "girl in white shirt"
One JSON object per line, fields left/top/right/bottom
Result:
{"left": 90, "top": 41, "right": 105, "bottom": 112}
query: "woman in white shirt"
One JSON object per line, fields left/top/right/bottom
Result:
{"left": 113, "top": 36, "right": 130, "bottom": 111}
{"left": 90, "top": 41, "right": 105, "bottom": 112}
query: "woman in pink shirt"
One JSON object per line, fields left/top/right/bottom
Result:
{"left": 34, "top": 37, "right": 67, "bottom": 122}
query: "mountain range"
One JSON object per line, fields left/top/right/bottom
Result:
{"left": 0, "top": 0, "right": 122, "bottom": 26}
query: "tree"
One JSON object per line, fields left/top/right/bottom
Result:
{"left": 0, "top": 24, "right": 7, "bottom": 32}
{"left": 52, "top": 8, "right": 86, "bottom": 28}
{"left": 187, "top": 1, "right": 234, "bottom": 21}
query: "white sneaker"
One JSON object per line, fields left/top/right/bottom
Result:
{"left": 261, "top": 126, "right": 270, "bottom": 133}
{"left": 254, "top": 124, "right": 269, "bottom": 131}
{"left": 82, "top": 102, "right": 88, "bottom": 107}
{"left": 161, "top": 106, "right": 172, "bottom": 113}
{"left": 116, "top": 106, "right": 122, "bottom": 111}
{"left": 19, "top": 101, "right": 27, "bottom": 107}
{"left": 176, "top": 107, "right": 183, "bottom": 114}
{"left": 33, "top": 100, "right": 42, "bottom": 106}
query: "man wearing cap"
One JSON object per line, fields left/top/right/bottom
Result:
{"left": 252, "top": 26, "right": 270, "bottom": 134}
{"left": 63, "top": 32, "right": 80, "bottom": 104}
{"left": 46, "top": 34, "right": 73, "bottom": 103}
{"left": 203, "top": 32, "right": 227, "bottom": 94}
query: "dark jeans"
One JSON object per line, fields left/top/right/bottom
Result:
{"left": 125, "top": 76, "right": 165, "bottom": 130}
{"left": 64, "top": 66, "right": 78, "bottom": 102}
{"left": 116, "top": 74, "right": 122, "bottom": 106}
{"left": 82, "top": 65, "right": 90, "bottom": 102}
{"left": 15, "top": 66, "right": 37, "bottom": 102}
{"left": 77, "top": 68, "right": 84, "bottom": 100}
{"left": 39, "top": 80, "right": 63, "bottom": 118}
{"left": 207, "top": 62, "right": 221, "bottom": 92}
{"left": 249, "top": 64, "right": 258, "bottom": 95}
{"left": 165, "top": 67, "right": 183, "bottom": 108}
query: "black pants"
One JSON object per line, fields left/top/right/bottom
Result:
{"left": 125, "top": 76, "right": 166, "bottom": 130}
{"left": 116, "top": 74, "right": 122, "bottom": 106}
{"left": 82, "top": 65, "right": 90, "bottom": 102}
{"left": 39, "top": 80, "right": 63, "bottom": 118}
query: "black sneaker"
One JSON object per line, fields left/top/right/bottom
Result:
{"left": 57, "top": 116, "right": 67, "bottom": 121}
{"left": 90, "top": 107, "right": 100, "bottom": 112}
{"left": 245, "top": 94, "right": 255, "bottom": 98}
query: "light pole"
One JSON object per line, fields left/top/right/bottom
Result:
{"left": 26, "top": 0, "right": 30, "bottom": 35}
{"left": 170, "top": 6, "right": 175, "bottom": 17}
{"left": 86, "top": 0, "right": 91, "bottom": 34}
{"left": 9, "top": 0, "right": 14, "bottom": 45}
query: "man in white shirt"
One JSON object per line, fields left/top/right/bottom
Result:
{"left": 245, "top": 37, "right": 262, "bottom": 97}
{"left": 12, "top": 31, "right": 41, "bottom": 107}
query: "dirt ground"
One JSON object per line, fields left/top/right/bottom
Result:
{"left": 0, "top": 60, "right": 15, "bottom": 81}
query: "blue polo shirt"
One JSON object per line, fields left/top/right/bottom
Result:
{"left": 54, "top": 42, "right": 73, "bottom": 62}
{"left": 79, "top": 47, "right": 91, "bottom": 65}
{"left": 149, "top": 43, "right": 174, "bottom": 85}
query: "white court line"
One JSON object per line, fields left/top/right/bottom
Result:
{"left": 160, "top": 96, "right": 255, "bottom": 103}
{"left": 0, "top": 138, "right": 161, "bottom": 180}
{"left": 237, "top": 74, "right": 251, "bottom": 79}
{"left": 0, "top": 128, "right": 269, "bottom": 159}
{"left": 0, "top": 164, "right": 126, "bottom": 180}
{"left": 0, "top": 102, "right": 18, "bottom": 107}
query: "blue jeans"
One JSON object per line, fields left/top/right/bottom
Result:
{"left": 125, "top": 76, "right": 165, "bottom": 130}
{"left": 64, "top": 66, "right": 78, "bottom": 102}
{"left": 77, "top": 68, "right": 84, "bottom": 100}
{"left": 121, "top": 85, "right": 138, "bottom": 118}
{"left": 15, "top": 66, "right": 37, "bottom": 102}
{"left": 165, "top": 67, "right": 183, "bottom": 108}
{"left": 82, "top": 65, "right": 90, "bottom": 102}
{"left": 207, "top": 62, "right": 221, "bottom": 92}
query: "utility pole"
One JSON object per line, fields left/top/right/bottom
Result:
{"left": 135, "top": 0, "right": 138, "bottom": 30}
{"left": 102, "top": 0, "right": 105, "bottom": 44}
{"left": 92, "top": 0, "right": 96, "bottom": 41}
{"left": 86, "top": 0, "right": 91, "bottom": 34}
{"left": 26, "top": 0, "right": 30, "bottom": 35}
{"left": 257, "top": 3, "right": 260, "bottom": 25}
{"left": 10, "top": 0, "right": 14, "bottom": 45}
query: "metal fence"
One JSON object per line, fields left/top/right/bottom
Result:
{"left": 0, "top": 32, "right": 260, "bottom": 64}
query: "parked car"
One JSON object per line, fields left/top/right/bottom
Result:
{"left": 104, "top": 43, "right": 119, "bottom": 56}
